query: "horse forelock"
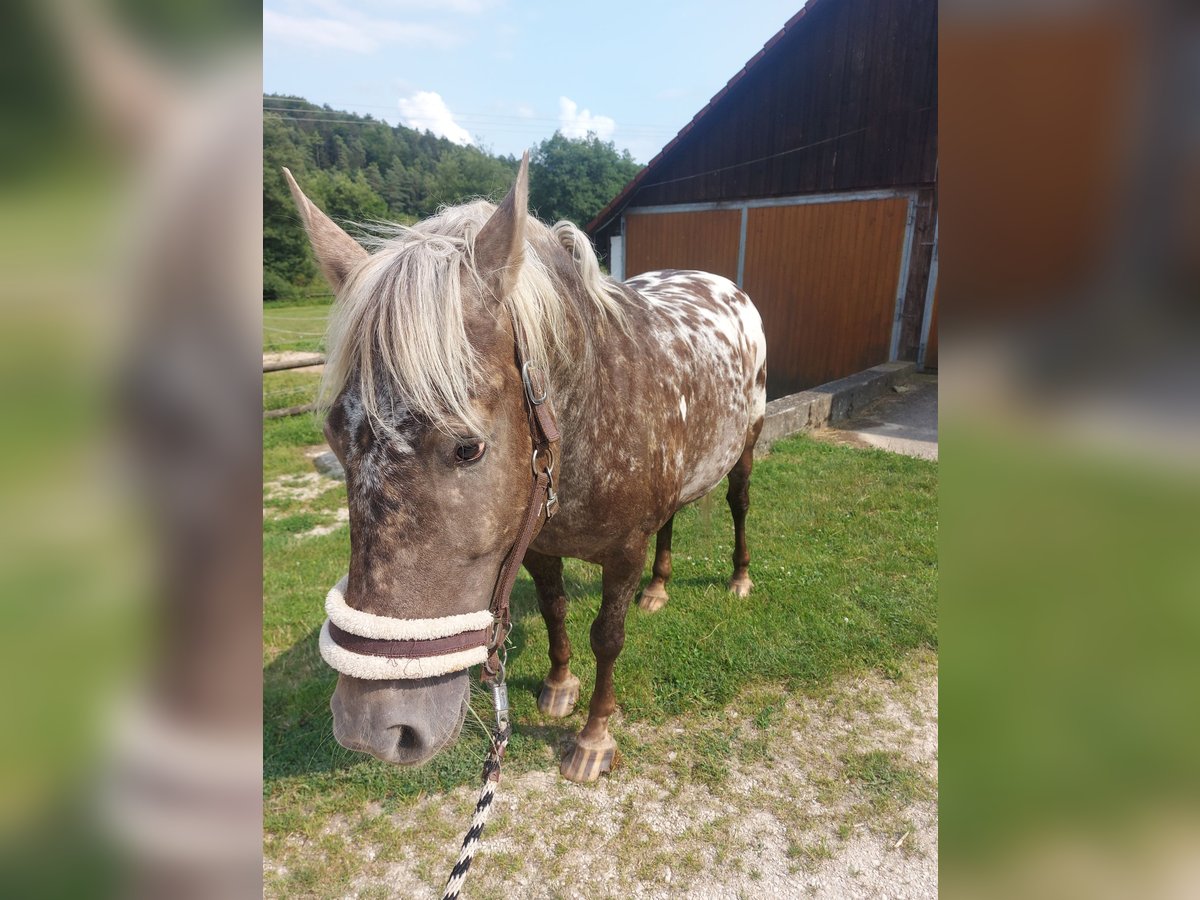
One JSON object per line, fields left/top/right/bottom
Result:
{"left": 318, "top": 201, "right": 625, "bottom": 435}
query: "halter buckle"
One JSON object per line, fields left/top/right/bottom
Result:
{"left": 488, "top": 616, "right": 507, "bottom": 653}
{"left": 521, "top": 360, "right": 549, "bottom": 406}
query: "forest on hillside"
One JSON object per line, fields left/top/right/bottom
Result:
{"left": 263, "top": 95, "right": 642, "bottom": 300}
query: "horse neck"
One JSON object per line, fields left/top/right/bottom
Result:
{"left": 538, "top": 253, "right": 626, "bottom": 428}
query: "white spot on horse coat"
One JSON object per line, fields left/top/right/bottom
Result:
{"left": 619, "top": 269, "right": 767, "bottom": 505}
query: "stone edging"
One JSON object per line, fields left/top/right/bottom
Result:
{"left": 757, "top": 361, "right": 916, "bottom": 455}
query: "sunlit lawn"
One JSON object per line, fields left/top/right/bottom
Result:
{"left": 263, "top": 413, "right": 938, "bottom": 849}
{"left": 263, "top": 297, "right": 333, "bottom": 353}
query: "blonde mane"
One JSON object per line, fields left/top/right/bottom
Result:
{"left": 318, "top": 202, "right": 626, "bottom": 435}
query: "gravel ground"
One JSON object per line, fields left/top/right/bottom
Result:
{"left": 277, "top": 651, "right": 939, "bottom": 899}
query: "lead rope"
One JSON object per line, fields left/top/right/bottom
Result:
{"left": 441, "top": 664, "right": 511, "bottom": 900}
{"left": 442, "top": 356, "right": 557, "bottom": 899}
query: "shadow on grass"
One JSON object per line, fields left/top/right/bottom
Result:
{"left": 661, "top": 574, "right": 738, "bottom": 591}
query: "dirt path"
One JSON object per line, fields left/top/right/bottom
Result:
{"left": 269, "top": 651, "right": 937, "bottom": 899}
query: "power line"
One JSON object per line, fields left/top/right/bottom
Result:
{"left": 263, "top": 325, "right": 326, "bottom": 336}
{"left": 629, "top": 106, "right": 935, "bottom": 192}
{"left": 264, "top": 96, "right": 673, "bottom": 128}
{"left": 632, "top": 127, "right": 869, "bottom": 190}
{"left": 262, "top": 104, "right": 679, "bottom": 132}
{"left": 264, "top": 109, "right": 676, "bottom": 133}
{"left": 263, "top": 112, "right": 675, "bottom": 139}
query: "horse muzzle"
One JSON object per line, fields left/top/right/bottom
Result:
{"left": 330, "top": 671, "right": 469, "bottom": 766}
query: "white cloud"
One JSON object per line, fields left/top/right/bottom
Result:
{"left": 264, "top": 10, "right": 375, "bottom": 53}
{"left": 515, "top": 104, "right": 536, "bottom": 119}
{"left": 397, "top": 91, "right": 473, "bottom": 145}
{"left": 324, "top": 0, "right": 494, "bottom": 12}
{"left": 558, "top": 96, "right": 616, "bottom": 141}
{"left": 264, "top": 3, "right": 460, "bottom": 54}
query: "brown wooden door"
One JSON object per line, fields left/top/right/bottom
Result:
{"left": 741, "top": 198, "right": 910, "bottom": 397}
{"left": 624, "top": 209, "right": 741, "bottom": 281}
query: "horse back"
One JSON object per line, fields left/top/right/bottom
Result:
{"left": 624, "top": 269, "right": 766, "bottom": 505}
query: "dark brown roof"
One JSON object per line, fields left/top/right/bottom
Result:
{"left": 585, "top": 0, "right": 832, "bottom": 235}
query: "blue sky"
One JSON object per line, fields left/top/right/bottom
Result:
{"left": 263, "top": 0, "right": 803, "bottom": 163}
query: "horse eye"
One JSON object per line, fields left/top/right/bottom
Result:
{"left": 454, "top": 440, "right": 486, "bottom": 464}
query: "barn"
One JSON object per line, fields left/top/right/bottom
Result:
{"left": 587, "top": 0, "right": 938, "bottom": 398}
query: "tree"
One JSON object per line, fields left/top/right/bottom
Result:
{"left": 381, "top": 162, "right": 418, "bottom": 218}
{"left": 308, "top": 169, "right": 387, "bottom": 226}
{"left": 262, "top": 114, "right": 315, "bottom": 299}
{"left": 423, "top": 149, "right": 519, "bottom": 215}
{"left": 363, "top": 161, "right": 385, "bottom": 197}
{"left": 529, "top": 132, "right": 642, "bottom": 227}
{"left": 261, "top": 96, "right": 644, "bottom": 299}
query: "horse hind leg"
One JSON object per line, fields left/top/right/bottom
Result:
{"left": 637, "top": 515, "right": 674, "bottom": 613}
{"left": 727, "top": 420, "right": 763, "bottom": 598}
{"left": 524, "top": 550, "right": 580, "bottom": 718}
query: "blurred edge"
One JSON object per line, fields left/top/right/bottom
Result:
{"left": 942, "top": 0, "right": 1200, "bottom": 897}
{"left": 2, "top": 0, "right": 1198, "bottom": 896}
{"left": 0, "top": 1, "right": 262, "bottom": 897}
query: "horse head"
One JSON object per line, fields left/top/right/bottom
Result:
{"left": 286, "top": 156, "right": 549, "bottom": 765}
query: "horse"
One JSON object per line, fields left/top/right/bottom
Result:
{"left": 284, "top": 154, "right": 766, "bottom": 782}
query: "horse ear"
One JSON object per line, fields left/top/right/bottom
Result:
{"left": 282, "top": 167, "right": 368, "bottom": 293}
{"left": 474, "top": 151, "right": 529, "bottom": 302}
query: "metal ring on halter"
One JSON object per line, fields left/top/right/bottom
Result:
{"left": 531, "top": 445, "right": 555, "bottom": 476}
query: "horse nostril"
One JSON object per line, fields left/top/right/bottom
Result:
{"left": 391, "top": 724, "right": 423, "bottom": 753}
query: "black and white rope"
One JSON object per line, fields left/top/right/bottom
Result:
{"left": 441, "top": 723, "right": 512, "bottom": 900}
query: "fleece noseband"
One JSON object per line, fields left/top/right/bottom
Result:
{"left": 318, "top": 357, "right": 560, "bottom": 681}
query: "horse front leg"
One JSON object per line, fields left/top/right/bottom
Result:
{"left": 524, "top": 549, "right": 580, "bottom": 718}
{"left": 560, "top": 539, "right": 647, "bottom": 783}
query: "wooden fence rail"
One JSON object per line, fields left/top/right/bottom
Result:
{"left": 263, "top": 353, "right": 325, "bottom": 373}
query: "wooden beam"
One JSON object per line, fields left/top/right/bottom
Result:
{"left": 263, "top": 354, "right": 325, "bottom": 372}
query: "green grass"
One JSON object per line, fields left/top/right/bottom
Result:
{"left": 263, "top": 298, "right": 333, "bottom": 353}
{"left": 941, "top": 425, "right": 1200, "bottom": 862}
{"left": 263, "top": 370, "right": 322, "bottom": 412}
{"left": 261, "top": 301, "right": 330, "bottom": 450}
{"left": 262, "top": 398, "right": 325, "bottom": 482}
{"left": 842, "top": 750, "right": 931, "bottom": 810}
{"left": 262, "top": 434, "right": 936, "bottom": 897}
{"left": 262, "top": 429, "right": 937, "bottom": 887}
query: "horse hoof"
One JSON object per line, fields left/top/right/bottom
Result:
{"left": 560, "top": 732, "right": 618, "bottom": 783}
{"left": 728, "top": 575, "right": 754, "bottom": 598}
{"left": 537, "top": 673, "right": 580, "bottom": 718}
{"left": 638, "top": 581, "right": 670, "bottom": 612}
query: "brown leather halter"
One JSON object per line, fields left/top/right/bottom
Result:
{"left": 324, "top": 346, "right": 560, "bottom": 682}
{"left": 481, "top": 356, "right": 559, "bottom": 681}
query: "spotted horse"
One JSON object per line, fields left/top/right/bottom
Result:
{"left": 285, "top": 154, "right": 767, "bottom": 783}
